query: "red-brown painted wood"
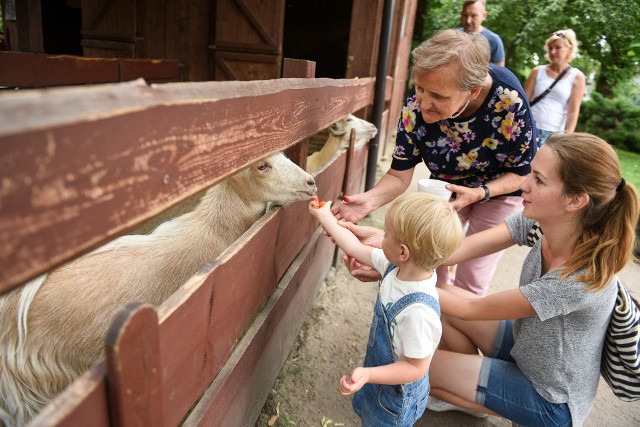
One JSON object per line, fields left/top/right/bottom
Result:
{"left": 28, "top": 365, "right": 110, "bottom": 427}
{"left": 0, "top": 77, "right": 375, "bottom": 295}
{"left": 150, "top": 208, "right": 287, "bottom": 425}
{"left": 106, "top": 303, "right": 163, "bottom": 427}
{"left": 282, "top": 58, "right": 316, "bottom": 169}
{"left": 344, "top": 132, "right": 370, "bottom": 197}
{"left": 275, "top": 157, "right": 346, "bottom": 279}
{"left": 0, "top": 52, "right": 119, "bottom": 87}
{"left": 5, "top": 74, "right": 372, "bottom": 427}
{"left": 0, "top": 52, "right": 181, "bottom": 88}
{"left": 385, "top": 0, "right": 418, "bottom": 152}
{"left": 182, "top": 228, "right": 335, "bottom": 426}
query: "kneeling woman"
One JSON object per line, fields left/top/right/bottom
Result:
{"left": 430, "top": 133, "right": 639, "bottom": 426}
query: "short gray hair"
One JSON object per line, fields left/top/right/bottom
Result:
{"left": 411, "top": 29, "right": 490, "bottom": 91}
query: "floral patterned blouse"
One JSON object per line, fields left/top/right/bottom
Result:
{"left": 392, "top": 66, "right": 537, "bottom": 195}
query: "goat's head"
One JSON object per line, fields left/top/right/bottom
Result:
{"left": 246, "top": 152, "right": 317, "bottom": 207}
{"left": 329, "top": 114, "right": 378, "bottom": 144}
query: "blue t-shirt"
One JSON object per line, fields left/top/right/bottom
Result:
{"left": 481, "top": 28, "right": 505, "bottom": 64}
{"left": 457, "top": 27, "right": 505, "bottom": 64}
{"left": 391, "top": 66, "right": 537, "bottom": 195}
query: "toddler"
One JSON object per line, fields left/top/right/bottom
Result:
{"left": 309, "top": 192, "right": 463, "bottom": 425}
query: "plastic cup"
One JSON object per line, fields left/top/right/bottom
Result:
{"left": 417, "top": 178, "right": 452, "bottom": 201}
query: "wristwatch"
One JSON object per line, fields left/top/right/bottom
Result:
{"left": 480, "top": 185, "right": 490, "bottom": 203}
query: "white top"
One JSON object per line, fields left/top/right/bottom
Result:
{"left": 371, "top": 248, "right": 442, "bottom": 361}
{"left": 531, "top": 65, "right": 579, "bottom": 132}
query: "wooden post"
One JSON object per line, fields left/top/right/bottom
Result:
{"left": 282, "top": 58, "right": 316, "bottom": 170}
{"left": 105, "top": 303, "right": 163, "bottom": 427}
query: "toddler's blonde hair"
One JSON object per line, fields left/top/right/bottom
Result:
{"left": 387, "top": 193, "right": 464, "bottom": 271}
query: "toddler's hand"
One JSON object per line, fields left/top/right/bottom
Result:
{"left": 338, "top": 367, "right": 368, "bottom": 395}
{"left": 308, "top": 197, "right": 332, "bottom": 217}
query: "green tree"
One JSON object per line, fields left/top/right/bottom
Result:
{"left": 419, "top": 0, "right": 640, "bottom": 96}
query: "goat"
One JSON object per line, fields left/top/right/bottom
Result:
{"left": 0, "top": 152, "right": 317, "bottom": 427}
{"left": 306, "top": 114, "right": 377, "bottom": 173}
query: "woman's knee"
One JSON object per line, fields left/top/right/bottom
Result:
{"left": 441, "top": 316, "right": 501, "bottom": 356}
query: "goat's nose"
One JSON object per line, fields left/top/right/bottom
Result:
{"left": 307, "top": 178, "right": 316, "bottom": 187}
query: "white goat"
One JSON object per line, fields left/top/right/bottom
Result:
{"left": 306, "top": 114, "right": 377, "bottom": 173}
{"left": 0, "top": 152, "right": 316, "bottom": 427}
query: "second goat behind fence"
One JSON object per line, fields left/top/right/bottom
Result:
{"left": 306, "top": 114, "right": 378, "bottom": 173}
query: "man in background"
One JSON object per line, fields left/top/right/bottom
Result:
{"left": 460, "top": 0, "right": 505, "bottom": 66}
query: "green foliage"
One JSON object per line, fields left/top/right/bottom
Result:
{"left": 578, "top": 92, "right": 640, "bottom": 153}
{"left": 613, "top": 77, "right": 640, "bottom": 106}
{"left": 617, "top": 149, "right": 640, "bottom": 193}
{"left": 419, "top": 0, "right": 640, "bottom": 96}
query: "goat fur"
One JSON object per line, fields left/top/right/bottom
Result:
{"left": 306, "top": 114, "right": 377, "bottom": 173}
{"left": 0, "top": 152, "right": 316, "bottom": 427}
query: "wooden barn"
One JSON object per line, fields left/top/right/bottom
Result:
{"left": 0, "top": 1, "right": 422, "bottom": 425}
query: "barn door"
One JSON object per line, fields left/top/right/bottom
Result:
{"left": 80, "top": 0, "right": 140, "bottom": 58}
{"left": 345, "top": 0, "right": 382, "bottom": 79}
{"left": 210, "top": 0, "right": 285, "bottom": 81}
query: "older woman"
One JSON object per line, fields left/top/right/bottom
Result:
{"left": 333, "top": 29, "right": 537, "bottom": 296}
{"left": 429, "top": 133, "right": 639, "bottom": 426}
{"left": 524, "top": 29, "right": 586, "bottom": 146}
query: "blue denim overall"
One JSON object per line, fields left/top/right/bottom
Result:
{"left": 352, "top": 265, "right": 440, "bottom": 426}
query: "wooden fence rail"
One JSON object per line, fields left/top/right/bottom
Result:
{"left": 0, "top": 75, "right": 376, "bottom": 294}
{"left": 0, "top": 59, "right": 388, "bottom": 426}
{"left": 0, "top": 51, "right": 183, "bottom": 88}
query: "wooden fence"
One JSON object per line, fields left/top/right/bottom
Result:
{"left": 0, "top": 59, "right": 390, "bottom": 426}
{"left": 0, "top": 51, "right": 183, "bottom": 88}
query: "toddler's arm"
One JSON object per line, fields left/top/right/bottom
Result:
{"left": 309, "top": 200, "right": 374, "bottom": 268}
{"left": 338, "top": 357, "right": 431, "bottom": 395}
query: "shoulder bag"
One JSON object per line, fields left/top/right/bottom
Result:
{"left": 529, "top": 66, "right": 572, "bottom": 107}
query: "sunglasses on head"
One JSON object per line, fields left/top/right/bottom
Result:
{"left": 553, "top": 31, "right": 572, "bottom": 46}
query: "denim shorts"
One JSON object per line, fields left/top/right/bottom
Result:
{"left": 475, "top": 320, "right": 572, "bottom": 426}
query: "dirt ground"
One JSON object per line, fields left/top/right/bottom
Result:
{"left": 256, "top": 156, "right": 640, "bottom": 427}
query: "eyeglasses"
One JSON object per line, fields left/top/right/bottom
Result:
{"left": 553, "top": 31, "right": 572, "bottom": 46}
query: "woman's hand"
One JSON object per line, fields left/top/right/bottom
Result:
{"left": 447, "top": 184, "right": 484, "bottom": 211}
{"left": 339, "top": 367, "right": 369, "bottom": 395}
{"left": 334, "top": 221, "right": 384, "bottom": 282}
{"left": 337, "top": 221, "right": 384, "bottom": 247}
{"left": 331, "top": 194, "right": 374, "bottom": 223}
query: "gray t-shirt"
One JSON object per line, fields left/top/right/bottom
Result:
{"left": 505, "top": 212, "right": 617, "bottom": 427}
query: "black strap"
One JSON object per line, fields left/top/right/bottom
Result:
{"left": 530, "top": 66, "right": 571, "bottom": 106}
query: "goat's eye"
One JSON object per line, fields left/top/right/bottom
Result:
{"left": 258, "top": 163, "right": 269, "bottom": 171}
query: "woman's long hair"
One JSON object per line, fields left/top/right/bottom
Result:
{"left": 546, "top": 133, "right": 639, "bottom": 291}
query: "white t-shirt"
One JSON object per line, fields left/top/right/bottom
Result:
{"left": 531, "top": 65, "right": 579, "bottom": 132}
{"left": 371, "top": 248, "right": 442, "bottom": 361}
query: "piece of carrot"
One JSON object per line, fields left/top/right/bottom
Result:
{"left": 311, "top": 196, "right": 325, "bottom": 209}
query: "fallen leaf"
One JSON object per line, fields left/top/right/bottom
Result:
{"left": 321, "top": 416, "right": 333, "bottom": 427}
{"left": 267, "top": 402, "right": 280, "bottom": 426}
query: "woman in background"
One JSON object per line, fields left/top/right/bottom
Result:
{"left": 524, "top": 29, "right": 586, "bottom": 146}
